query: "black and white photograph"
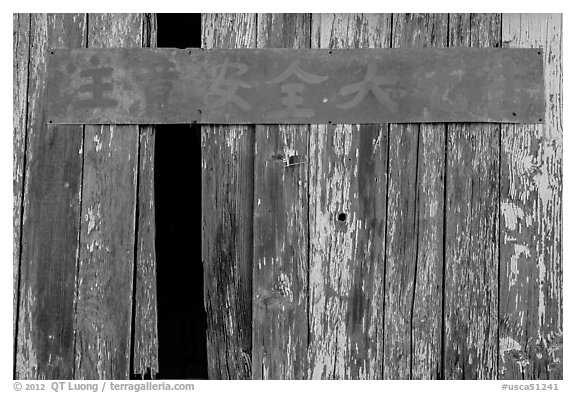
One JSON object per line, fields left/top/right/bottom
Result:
{"left": 8, "top": 5, "right": 567, "bottom": 389}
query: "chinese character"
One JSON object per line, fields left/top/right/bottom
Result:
{"left": 75, "top": 56, "right": 118, "bottom": 109}
{"left": 267, "top": 60, "right": 328, "bottom": 120}
{"left": 337, "top": 63, "right": 404, "bottom": 112}
{"left": 139, "top": 57, "right": 179, "bottom": 113}
{"left": 205, "top": 58, "right": 252, "bottom": 111}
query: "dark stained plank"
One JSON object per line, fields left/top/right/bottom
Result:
{"left": 201, "top": 13, "right": 256, "bottom": 380}
{"left": 444, "top": 13, "right": 500, "bottom": 380}
{"left": 500, "top": 14, "right": 562, "bottom": 379}
{"left": 133, "top": 13, "right": 159, "bottom": 378}
{"left": 307, "top": 14, "right": 389, "bottom": 379}
{"left": 74, "top": 14, "right": 148, "bottom": 379}
{"left": 13, "top": 12, "right": 30, "bottom": 345}
{"left": 385, "top": 13, "right": 447, "bottom": 380}
{"left": 16, "top": 13, "right": 87, "bottom": 379}
{"left": 252, "top": 14, "right": 310, "bottom": 380}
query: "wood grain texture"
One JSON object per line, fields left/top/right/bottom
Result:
{"left": 500, "top": 14, "right": 562, "bottom": 379}
{"left": 201, "top": 13, "right": 256, "bottom": 380}
{"left": 307, "top": 14, "right": 389, "bottom": 379}
{"left": 74, "top": 14, "right": 146, "bottom": 379}
{"left": 133, "top": 125, "right": 159, "bottom": 378}
{"left": 252, "top": 14, "right": 310, "bottom": 380}
{"left": 385, "top": 14, "right": 447, "bottom": 380}
{"left": 16, "top": 13, "right": 87, "bottom": 379}
{"left": 133, "top": 13, "right": 159, "bottom": 378}
{"left": 13, "top": 13, "right": 30, "bottom": 344}
{"left": 444, "top": 13, "right": 500, "bottom": 380}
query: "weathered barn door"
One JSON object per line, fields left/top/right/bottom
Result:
{"left": 200, "top": 13, "right": 562, "bottom": 380}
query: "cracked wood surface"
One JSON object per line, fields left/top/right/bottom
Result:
{"left": 13, "top": 13, "right": 30, "bottom": 345}
{"left": 133, "top": 14, "right": 159, "bottom": 378}
{"left": 16, "top": 13, "right": 87, "bottom": 379}
{"left": 499, "top": 14, "right": 562, "bottom": 379}
{"left": 74, "top": 14, "right": 149, "bottom": 379}
{"left": 201, "top": 13, "right": 256, "bottom": 380}
{"left": 444, "top": 14, "right": 501, "bottom": 380}
{"left": 385, "top": 13, "right": 447, "bottom": 380}
{"left": 13, "top": 12, "right": 562, "bottom": 380}
{"left": 308, "top": 14, "right": 389, "bottom": 379}
{"left": 252, "top": 13, "right": 311, "bottom": 380}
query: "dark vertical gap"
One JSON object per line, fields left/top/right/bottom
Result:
{"left": 305, "top": 11, "right": 313, "bottom": 359}
{"left": 128, "top": 15, "right": 148, "bottom": 381}
{"left": 72, "top": 14, "right": 90, "bottom": 380}
{"left": 382, "top": 13, "right": 393, "bottom": 379}
{"left": 496, "top": 12, "right": 503, "bottom": 380}
{"left": 129, "top": 130, "right": 142, "bottom": 379}
{"left": 13, "top": 13, "right": 33, "bottom": 378}
{"left": 309, "top": 13, "right": 313, "bottom": 49}
{"left": 440, "top": 14, "right": 450, "bottom": 381}
{"left": 154, "top": 13, "right": 207, "bottom": 380}
{"left": 306, "top": 15, "right": 313, "bottom": 361}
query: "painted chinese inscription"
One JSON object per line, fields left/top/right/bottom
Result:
{"left": 266, "top": 60, "right": 328, "bottom": 119}
{"left": 206, "top": 58, "right": 252, "bottom": 111}
{"left": 75, "top": 55, "right": 118, "bottom": 109}
{"left": 46, "top": 48, "right": 545, "bottom": 124}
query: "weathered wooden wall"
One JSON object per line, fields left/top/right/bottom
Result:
{"left": 13, "top": 13, "right": 159, "bottom": 379}
{"left": 201, "top": 13, "right": 562, "bottom": 380}
{"left": 14, "top": 13, "right": 561, "bottom": 380}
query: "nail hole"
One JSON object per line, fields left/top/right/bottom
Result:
{"left": 188, "top": 50, "right": 193, "bottom": 54}
{"left": 337, "top": 213, "right": 347, "bottom": 222}
{"left": 512, "top": 112, "right": 517, "bottom": 117}
{"left": 328, "top": 50, "right": 333, "bottom": 54}
{"left": 539, "top": 118, "right": 543, "bottom": 122}
{"left": 538, "top": 51, "right": 542, "bottom": 55}
{"left": 50, "top": 50, "right": 54, "bottom": 55}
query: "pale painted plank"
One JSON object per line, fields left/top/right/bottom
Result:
{"left": 252, "top": 13, "right": 310, "bottom": 380}
{"left": 500, "top": 13, "right": 562, "bottom": 379}
{"left": 308, "top": 13, "right": 389, "bottom": 379}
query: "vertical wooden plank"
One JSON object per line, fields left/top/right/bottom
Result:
{"left": 13, "top": 13, "right": 30, "bottom": 344}
{"left": 133, "top": 13, "right": 159, "bottom": 378}
{"left": 385, "top": 13, "right": 447, "bottom": 380}
{"left": 16, "top": 13, "right": 86, "bottom": 379}
{"left": 74, "top": 14, "right": 146, "bottom": 379}
{"left": 500, "top": 14, "right": 562, "bottom": 379}
{"left": 201, "top": 13, "right": 256, "bottom": 380}
{"left": 444, "top": 13, "right": 500, "bottom": 380}
{"left": 308, "top": 14, "right": 389, "bottom": 379}
{"left": 252, "top": 14, "right": 310, "bottom": 380}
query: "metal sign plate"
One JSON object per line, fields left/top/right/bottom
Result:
{"left": 46, "top": 48, "right": 544, "bottom": 124}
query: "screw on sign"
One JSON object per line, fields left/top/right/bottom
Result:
{"left": 46, "top": 48, "right": 545, "bottom": 124}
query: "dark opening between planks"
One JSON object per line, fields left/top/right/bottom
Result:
{"left": 150, "top": 13, "right": 208, "bottom": 380}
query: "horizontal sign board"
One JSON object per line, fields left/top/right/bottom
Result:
{"left": 46, "top": 48, "right": 544, "bottom": 125}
